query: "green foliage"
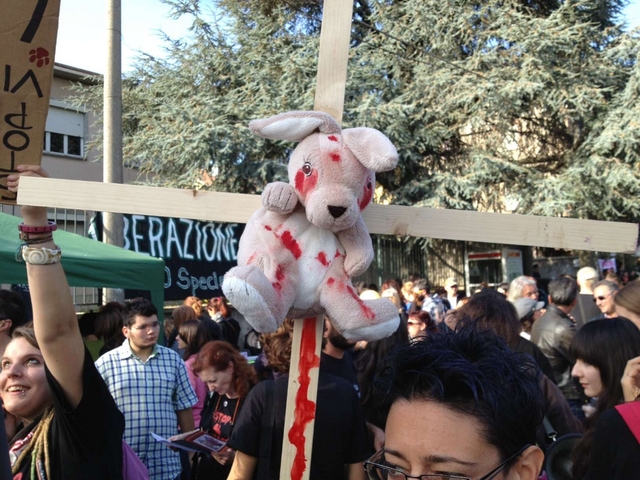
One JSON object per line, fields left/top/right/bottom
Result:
{"left": 72, "top": 0, "right": 640, "bottom": 221}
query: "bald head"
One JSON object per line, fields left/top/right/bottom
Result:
{"left": 576, "top": 267, "right": 598, "bottom": 294}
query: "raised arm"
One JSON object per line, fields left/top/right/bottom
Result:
{"left": 7, "top": 165, "right": 85, "bottom": 408}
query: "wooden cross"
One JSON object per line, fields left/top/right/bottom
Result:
{"left": 7, "top": 1, "right": 640, "bottom": 479}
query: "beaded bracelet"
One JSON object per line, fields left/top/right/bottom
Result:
{"left": 21, "top": 234, "right": 54, "bottom": 246}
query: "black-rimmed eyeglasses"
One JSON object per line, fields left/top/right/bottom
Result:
{"left": 364, "top": 445, "right": 530, "bottom": 480}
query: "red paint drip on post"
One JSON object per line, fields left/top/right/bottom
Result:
{"left": 288, "top": 318, "right": 320, "bottom": 480}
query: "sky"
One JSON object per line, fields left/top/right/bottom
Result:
{"left": 55, "top": 0, "right": 640, "bottom": 74}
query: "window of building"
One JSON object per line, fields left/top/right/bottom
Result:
{"left": 43, "top": 106, "right": 85, "bottom": 158}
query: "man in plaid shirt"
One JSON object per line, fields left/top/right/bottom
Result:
{"left": 96, "top": 299, "right": 197, "bottom": 480}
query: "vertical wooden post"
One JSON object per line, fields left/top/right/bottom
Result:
{"left": 280, "top": 1, "right": 354, "bottom": 479}
{"left": 280, "top": 316, "right": 324, "bottom": 480}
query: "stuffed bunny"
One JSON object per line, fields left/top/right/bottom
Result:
{"left": 222, "top": 111, "right": 400, "bottom": 341}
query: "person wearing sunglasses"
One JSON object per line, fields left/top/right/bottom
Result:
{"left": 365, "top": 324, "right": 544, "bottom": 480}
{"left": 591, "top": 280, "right": 620, "bottom": 321}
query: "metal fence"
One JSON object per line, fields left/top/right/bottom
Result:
{"left": 2, "top": 205, "right": 99, "bottom": 307}
{"left": 354, "top": 235, "right": 428, "bottom": 288}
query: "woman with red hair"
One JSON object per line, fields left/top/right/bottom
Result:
{"left": 189, "top": 341, "right": 256, "bottom": 479}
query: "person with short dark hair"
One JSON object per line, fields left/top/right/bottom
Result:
{"left": 531, "top": 276, "right": 583, "bottom": 417}
{"left": 0, "top": 289, "right": 26, "bottom": 358}
{"left": 367, "top": 326, "right": 544, "bottom": 480}
{"left": 96, "top": 298, "right": 198, "bottom": 480}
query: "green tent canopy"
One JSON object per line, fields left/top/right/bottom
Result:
{"left": 0, "top": 213, "right": 165, "bottom": 321}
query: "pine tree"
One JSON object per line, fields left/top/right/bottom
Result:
{"left": 73, "top": 0, "right": 640, "bottom": 222}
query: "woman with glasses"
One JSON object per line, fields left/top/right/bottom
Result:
{"left": 569, "top": 318, "right": 640, "bottom": 479}
{"left": 364, "top": 324, "right": 544, "bottom": 480}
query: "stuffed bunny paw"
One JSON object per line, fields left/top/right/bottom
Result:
{"left": 343, "top": 248, "right": 374, "bottom": 278}
{"left": 262, "top": 181, "right": 298, "bottom": 214}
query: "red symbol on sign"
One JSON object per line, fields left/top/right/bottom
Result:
{"left": 29, "top": 48, "right": 50, "bottom": 68}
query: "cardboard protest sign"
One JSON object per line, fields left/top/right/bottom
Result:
{"left": 0, "top": 0, "right": 61, "bottom": 204}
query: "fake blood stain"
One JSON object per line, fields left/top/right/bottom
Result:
{"left": 359, "top": 179, "right": 373, "bottom": 211}
{"left": 295, "top": 170, "right": 318, "bottom": 198}
{"left": 273, "top": 265, "right": 285, "bottom": 292}
{"left": 329, "top": 152, "right": 341, "bottom": 162}
{"left": 347, "top": 285, "right": 375, "bottom": 320}
{"left": 288, "top": 318, "right": 320, "bottom": 480}
{"left": 281, "top": 231, "right": 302, "bottom": 259}
{"left": 316, "top": 252, "right": 330, "bottom": 267}
{"left": 327, "top": 135, "right": 339, "bottom": 142}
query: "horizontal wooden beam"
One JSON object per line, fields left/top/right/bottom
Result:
{"left": 17, "top": 177, "right": 638, "bottom": 253}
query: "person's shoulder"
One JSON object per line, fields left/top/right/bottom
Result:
{"left": 319, "top": 372, "right": 357, "bottom": 395}
{"left": 599, "top": 407, "right": 627, "bottom": 427}
{"left": 157, "top": 344, "right": 182, "bottom": 360}
{"left": 95, "top": 343, "right": 126, "bottom": 365}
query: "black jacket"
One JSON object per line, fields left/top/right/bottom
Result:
{"left": 530, "top": 304, "right": 581, "bottom": 400}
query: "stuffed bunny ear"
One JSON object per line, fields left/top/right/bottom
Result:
{"left": 249, "top": 111, "right": 341, "bottom": 142}
{"left": 343, "top": 128, "right": 399, "bottom": 172}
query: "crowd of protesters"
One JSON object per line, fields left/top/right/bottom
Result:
{"left": 2, "top": 165, "right": 640, "bottom": 480}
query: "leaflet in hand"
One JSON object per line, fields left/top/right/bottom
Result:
{"left": 152, "top": 431, "right": 227, "bottom": 454}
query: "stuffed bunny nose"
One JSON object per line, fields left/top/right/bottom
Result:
{"left": 328, "top": 205, "right": 347, "bottom": 218}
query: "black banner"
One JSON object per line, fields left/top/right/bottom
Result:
{"left": 92, "top": 214, "right": 244, "bottom": 301}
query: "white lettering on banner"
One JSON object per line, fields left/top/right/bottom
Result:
{"left": 175, "top": 266, "right": 225, "bottom": 296}
{"left": 177, "top": 266, "right": 190, "bottom": 290}
{"left": 121, "top": 215, "right": 239, "bottom": 263}
{"left": 166, "top": 218, "right": 183, "bottom": 258}
{"left": 180, "top": 219, "right": 195, "bottom": 260}
{"left": 226, "top": 224, "right": 238, "bottom": 261}
{"left": 149, "top": 217, "right": 164, "bottom": 257}
{"left": 123, "top": 216, "right": 130, "bottom": 250}
{"left": 195, "top": 222, "right": 202, "bottom": 260}
{"left": 164, "top": 266, "right": 171, "bottom": 288}
{"left": 132, "top": 215, "right": 147, "bottom": 255}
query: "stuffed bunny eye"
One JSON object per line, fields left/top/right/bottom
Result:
{"left": 302, "top": 163, "right": 312, "bottom": 176}
{"left": 367, "top": 180, "right": 372, "bottom": 189}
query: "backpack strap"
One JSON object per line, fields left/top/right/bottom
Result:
{"left": 615, "top": 402, "right": 640, "bottom": 444}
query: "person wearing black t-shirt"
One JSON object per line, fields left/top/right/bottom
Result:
{"left": 4, "top": 164, "right": 125, "bottom": 480}
{"left": 226, "top": 318, "right": 369, "bottom": 480}
{"left": 320, "top": 317, "right": 360, "bottom": 397}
